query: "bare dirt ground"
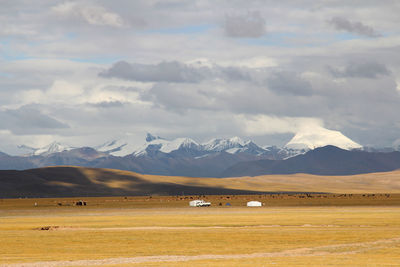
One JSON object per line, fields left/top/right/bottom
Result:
{"left": 1, "top": 236, "right": 400, "bottom": 267}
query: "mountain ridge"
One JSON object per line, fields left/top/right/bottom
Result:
{"left": 1, "top": 133, "right": 399, "bottom": 177}
{"left": 221, "top": 145, "right": 400, "bottom": 177}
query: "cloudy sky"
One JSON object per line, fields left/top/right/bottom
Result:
{"left": 1, "top": 0, "right": 400, "bottom": 154}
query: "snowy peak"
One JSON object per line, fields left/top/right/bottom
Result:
{"left": 133, "top": 137, "right": 200, "bottom": 156}
{"left": 285, "top": 127, "right": 362, "bottom": 150}
{"left": 132, "top": 138, "right": 168, "bottom": 157}
{"left": 240, "top": 140, "right": 268, "bottom": 155}
{"left": 18, "top": 142, "right": 74, "bottom": 156}
{"left": 35, "top": 142, "right": 73, "bottom": 156}
{"left": 97, "top": 133, "right": 165, "bottom": 157}
{"left": 202, "top": 136, "right": 245, "bottom": 152}
{"left": 159, "top": 138, "right": 200, "bottom": 153}
{"left": 201, "top": 137, "right": 269, "bottom": 155}
{"left": 229, "top": 136, "right": 245, "bottom": 146}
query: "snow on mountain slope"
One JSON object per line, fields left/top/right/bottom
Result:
{"left": 285, "top": 127, "right": 362, "bottom": 150}
{"left": 132, "top": 137, "right": 200, "bottom": 156}
{"left": 226, "top": 147, "right": 241, "bottom": 154}
{"left": 132, "top": 135, "right": 248, "bottom": 157}
{"left": 18, "top": 142, "right": 74, "bottom": 156}
{"left": 97, "top": 134, "right": 166, "bottom": 157}
{"left": 240, "top": 140, "right": 268, "bottom": 155}
{"left": 111, "top": 142, "right": 142, "bottom": 157}
{"left": 15, "top": 130, "right": 364, "bottom": 160}
{"left": 96, "top": 130, "right": 361, "bottom": 158}
{"left": 133, "top": 138, "right": 171, "bottom": 156}
{"left": 105, "top": 135, "right": 267, "bottom": 157}
{"left": 159, "top": 138, "right": 200, "bottom": 153}
{"left": 95, "top": 140, "right": 127, "bottom": 154}
{"left": 201, "top": 137, "right": 268, "bottom": 155}
{"left": 202, "top": 137, "right": 245, "bottom": 152}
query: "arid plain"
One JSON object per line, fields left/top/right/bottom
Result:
{"left": 2, "top": 170, "right": 400, "bottom": 266}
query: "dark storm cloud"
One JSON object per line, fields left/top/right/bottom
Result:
{"left": 0, "top": 106, "right": 69, "bottom": 134}
{"left": 328, "top": 17, "right": 381, "bottom": 38}
{"left": 224, "top": 11, "right": 266, "bottom": 38}
{"left": 267, "top": 71, "right": 313, "bottom": 96}
{"left": 328, "top": 61, "right": 391, "bottom": 79}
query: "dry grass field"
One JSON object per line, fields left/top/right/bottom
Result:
{"left": 74, "top": 167, "right": 400, "bottom": 194}
{"left": 1, "top": 168, "right": 400, "bottom": 266}
{"left": 1, "top": 196, "right": 400, "bottom": 266}
{"left": 142, "top": 169, "right": 400, "bottom": 194}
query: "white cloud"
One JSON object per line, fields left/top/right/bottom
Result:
{"left": 237, "top": 114, "right": 324, "bottom": 136}
{"left": 19, "top": 77, "right": 146, "bottom": 108}
{"left": 3, "top": 58, "right": 150, "bottom": 109}
{"left": 0, "top": 0, "right": 400, "bottom": 151}
{"left": 52, "top": 2, "right": 124, "bottom": 27}
{"left": 48, "top": 80, "right": 84, "bottom": 98}
{"left": 219, "top": 56, "right": 278, "bottom": 69}
{"left": 0, "top": 24, "right": 36, "bottom": 37}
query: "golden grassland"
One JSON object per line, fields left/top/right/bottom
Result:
{"left": 3, "top": 166, "right": 400, "bottom": 198}
{"left": 78, "top": 167, "right": 400, "bottom": 194}
{"left": 1, "top": 196, "right": 400, "bottom": 266}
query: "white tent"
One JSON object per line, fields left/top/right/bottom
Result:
{"left": 247, "top": 201, "right": 262, "bottom": 207}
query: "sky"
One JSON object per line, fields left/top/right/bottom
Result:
{"left": 1, "top": 0, "right": 400, "bottom": 154}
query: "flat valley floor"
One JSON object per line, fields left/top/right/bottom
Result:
{"left": 1, "top": 196, "right": 400, "bottom": 266}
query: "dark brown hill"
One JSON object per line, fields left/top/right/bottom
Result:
{"left": 0, "top": 166, "right": 266, "bottom": 198}
{"left": 221, "top": 146, "right": 400, "bottom": 177}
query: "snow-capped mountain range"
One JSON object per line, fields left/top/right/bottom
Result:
{"left": 94, "top": 127, "right": 364, "bottom": 158}
{"left": 17, "top": 128, "right": 364, "bottom": 158}
{"left": 95, "top": 133, "right": 287, "bottom": 158}
{"left": 2, "top": 129, "right": 400, "bottom": 178}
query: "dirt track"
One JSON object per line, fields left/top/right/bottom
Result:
{"left": 2, "top": 236, "right": 400, "bottom": 267}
